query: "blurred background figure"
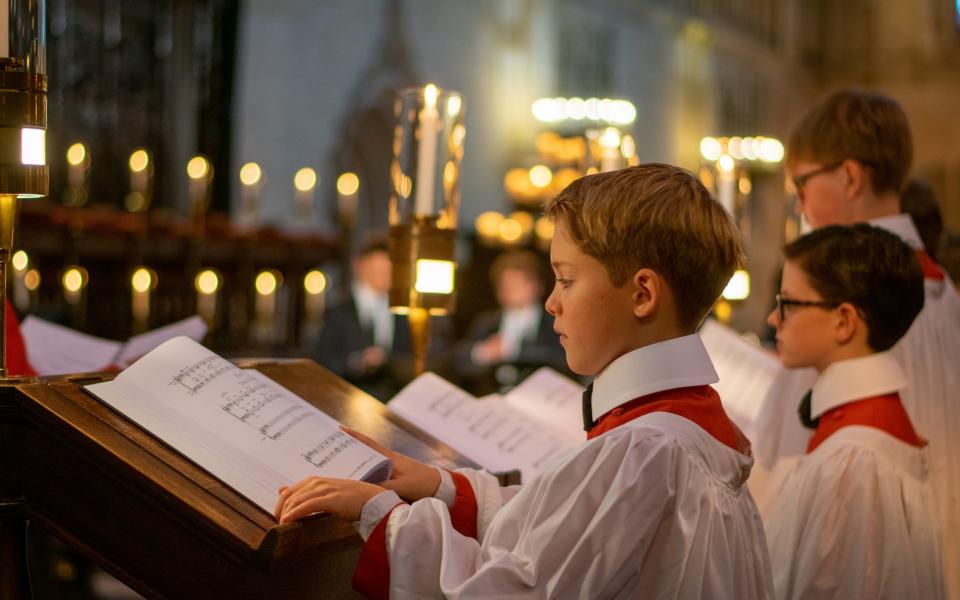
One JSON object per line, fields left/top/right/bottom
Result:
{"left": 316, "top": 236, "right": 404, "bottom": 399}
{"left": 451, "top": 249, "right": 567, "bottom": 395}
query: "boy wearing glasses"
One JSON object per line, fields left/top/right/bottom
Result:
{"left": 752, "top": 89, "right": 960, "bottom": 598}
{"left": 764, "top": 224, "right": 943, "bottom": 599}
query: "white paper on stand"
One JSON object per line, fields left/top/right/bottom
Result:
{"left": 85, "top": 336, "right": 391, "bottom": 515}
{"left": 388, "top": 371, "right": 582, "bottom": 482}
{"left": 698, "top": 319, "right": 782, "bottom": 443}
{"left": 21, "top": 315, "right": 209, "bottom": 375}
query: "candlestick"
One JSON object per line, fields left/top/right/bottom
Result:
{"left": 415, "top": 84, "right": 439, "bottom": 217}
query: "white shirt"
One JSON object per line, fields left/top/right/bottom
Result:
{"left": 357, "top": 335, "right": 774, "bottom": 599}
{"left": 352, "top": 281, "right": 394, "bottom": 350}
{"left": 498, "top": 305, "right": 541, "bottom": 361}
{"left": 765, "top": 354, "right": 943, "bottom": 600}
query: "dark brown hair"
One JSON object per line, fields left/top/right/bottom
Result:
{"left": 489, "top": 249, "right": 545, "bottom": 289}
{"left": 784, "top": 224, "right": 924, "bottom": 351}
{"left": 544, "top": 164, "right": 743, "bottom": 331}
{"left": 787, "top": 89, "right": 912, "bottom": 195}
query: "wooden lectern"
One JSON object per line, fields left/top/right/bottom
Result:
{"left": 0, "top": 359, "right": 472, "bottom": 599}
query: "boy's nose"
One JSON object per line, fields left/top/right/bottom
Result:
{"left": 766, "top": 307, "right": 779, "bottom": 328}
{"left": 545, "top": 290, "right": 559, "bottom": 317}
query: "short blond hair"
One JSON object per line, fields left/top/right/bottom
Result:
{"left": 787, "top": 89, "right": 912, "bottom": 195}
{"left": 544, "top": 164, "right": 742, "bottom": 331}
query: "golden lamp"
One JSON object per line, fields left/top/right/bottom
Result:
{"left": 0, "top": 0, "right": 48, "bottom": 378}
{"left": 388, "top": 84, "right": 465, "bottom": 375}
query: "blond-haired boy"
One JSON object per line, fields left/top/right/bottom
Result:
{"left": 277, "top": 165, "right": 773, "bottom": 599}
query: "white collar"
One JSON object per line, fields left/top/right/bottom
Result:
{"left": 591, "top": 333, "right": 718, "bottom": 419}
{"left": 352, "top": 281, "right": 387, "bottom": 315}
{"left": 869, "top": 214, "right": 923, "bottom": 250}
{"left": 811, "top": 352, "right": 908, "bottom": 419}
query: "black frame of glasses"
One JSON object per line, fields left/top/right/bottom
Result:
{"left": 775, "top": 294, "right": 840, "bottom": 321}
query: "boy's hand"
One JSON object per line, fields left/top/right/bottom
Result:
{"left": 275, "top": 477, "right": 383, "bottom": 523}
{"left": 344, "top": 427, "right": 441, "bottom": 502}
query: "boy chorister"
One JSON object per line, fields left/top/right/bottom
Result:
{"left": 752, "top": 90, "right": 960, "bottom": 599}
{"left": 764, "top": 224, "right": 943, "bottom": 599}
{"left": 276, "top": 165, "right": 774, "bottom": 599}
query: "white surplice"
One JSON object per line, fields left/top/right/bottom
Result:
{"left": 356, "top": 335, "right": 774, "bottom": 599}
{"left": 750, "top": 215, "right": 960, "bottom": 599}
{"left": 764, "top": 353, "right": 944, "bottom": 600}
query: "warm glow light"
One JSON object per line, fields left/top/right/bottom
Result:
{"left": 700, "top": 137, "right": 723, "bottom": 161}
{"left": 239, "top": 162, "right": 262, "bottom": 186}
{"left": 187, "top": 155, "right": 210, "bottom": 180}
{"left": 621, "top": 135, "right": 637, "bottom": 159}
{"left": 414, "top": 259, "right": 455, "bottom": 294}
{"left": 529, "top": 165, "right": 553, "bottom": 188}
{"left": 304, "top": 270, "right": 327, "bottom": 295}
{"left": 11, "top": 250, "right": 28, "bottom": 272}
{"left": 499, "top": 218, "right": 523, "bottom": 242}
{"left": 534, "top": 217, "right": 555, "bottom": 241}
{"left": 255, "top": 271, "right": 278, "bottom": 296}
{"left": 718, "top": 154, "right": 735, "bottom": 173}
{"left": 739, "top": 176, "right": 752, "bottom": 195}
{"left": 531, "top": 97, "right": 636, "bottom": 125}
{"left": 599, "top": 127, "right": 622, "bottom": 149}
{"left": 63, "top": 268, "right": 86, "bottom": 293}
{"left": 759, "top": 138, "right": 785, "bottom": 163}
{"left": 728, "top": 137, "right": 744, "bottom": 160}
{"left": 66, "top": 142, "right": 87, "bottom": 166}
{"left": 447, "top": 94, "right": 462, "bottom": 117}
{"left": 424, "top": 83, "right": 438, "bottom": 109}
{"left": 295, "top": 167, "right": 318, "bottom": 192}
{"left": 21, "top": 128, "right": 46, "bottom": 166}
{"left": 475, "top": 211, "right": 504, "bottom": 238}
{"left": 129, "top": 149, "right": 150, "bottom": 173}
{"left": 24, "top": 269, "right": 40, "bottom": 291}
{"left": 336, "top": 172, "right": 359, "bottom": 195}
{"left": 195, "top": 269, "right": 221, "bottom": 295}
{"left": 131, "top": 267, "right": 154, "bottom": 293}
{"left": 722, "top": 270, "right": 750, "bottom": 300}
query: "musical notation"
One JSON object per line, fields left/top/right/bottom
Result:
{"left": 303, "top": 432, "right": 357, "bottom": 469}
{"left": 218, "top": 372, "right": 316, "bottom": 440}
{"left": 171, "top": 356, "right": 233, "bottom": 393}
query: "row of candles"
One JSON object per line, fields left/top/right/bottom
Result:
{"left": 10, "top": 248, "right": 330, "bottom": 340}
{"left": 63, "top": 141, "right": 364, "bottom": 228}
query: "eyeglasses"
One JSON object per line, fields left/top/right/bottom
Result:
{"left": 791, "top": 161, "right": 843, "bottom": 197}
{"left": 774, "top": 293, "right": 839, "bottom": 322}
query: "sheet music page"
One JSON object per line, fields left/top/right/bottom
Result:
{"left": 503, "top": 367, "right": 584, "bottom": 442}
{"left": 115, "top": 316, "right": 209, "bottom": 367}
{"left": 21, "top": 316, "right": 122, "bottom": 375}
{"left": 698, "top": 319, "right": 782, "bottom": 442}
{"left": 388, "top": 372, "right": 577, "bottom": 482}
{"left": 85, "top": 336, "right": 391, "bottom": 515}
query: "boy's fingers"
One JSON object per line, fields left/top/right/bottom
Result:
{"left": 280, "top": 496, "right": 332, "bottom": 523}
{"left": 341, "top": 427, "right": 391, "bottom": 455}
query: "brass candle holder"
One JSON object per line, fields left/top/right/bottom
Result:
{"left": 0, "top": 0, "right": 49, "bottom": 379}
{"left": 388, "top": 84, "right": 465, "bottom": 376}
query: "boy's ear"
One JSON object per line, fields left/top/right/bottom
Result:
{"left": 841, "top": 159, "right": 868, "bottom": 199}
{"left": 833, "top": 302, "right": 861, "bottom": 345}
{"left": 631, "top": 268, "right": 660, "bottom": 319}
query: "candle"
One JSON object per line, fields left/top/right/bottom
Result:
{"left": 336, "top": 171, "right": 359, "bottom": 227}
{"left": 131, "top": 267, "right": 154, "bottom": 333}
{"left": 294, "top": 167, "right": 318, "bottom": 224}
{"left": 716, "top": 154, "right": 736, "bottom": 216}
{"left": 414, "top": 84, "right": 439, "bottom": 217}
{"left": 195, "top": 269, "right": 220, "bottom": 327}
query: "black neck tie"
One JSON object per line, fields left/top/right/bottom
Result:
{"left": 582, "top": 383, "right": 595, "bottom": 432}
{"left": 797, "top": 390, "right": 820, "bottom": 429}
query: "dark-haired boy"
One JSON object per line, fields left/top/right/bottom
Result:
{"left": 765, "top": 224, "right": 943, "bottom": 599}
{"left": 277, "top": 165, "right": 773, "bottom": 598}
{"left": 753, "top": 89, "right": 960, "bottom": 597}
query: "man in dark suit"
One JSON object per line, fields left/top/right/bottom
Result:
{"left": 452, "top": 249, "right": 567, "bottom": 395}
{"left": 316, "top": 238, "right": 448, "bottom": 400}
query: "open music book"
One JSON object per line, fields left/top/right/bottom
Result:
{"left": 84, "top": 336, "right": 392, "bottom": 516}
{"left": 388, "top": 368, "right": 585, "bottom": 483}
{"left": 21, "top": 315, "right": 209, "bottom": 375}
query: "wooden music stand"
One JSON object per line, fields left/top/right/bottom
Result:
{"left": 0, "top": 359, "right": 472, "bottom": 599}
